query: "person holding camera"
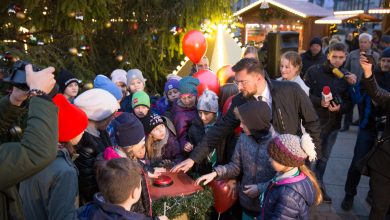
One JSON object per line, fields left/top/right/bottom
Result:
{"left": 304, "top": 42, "right": 354, "bottom": 203}
{"left": 0, "top": 63, "right": 58, "bottom": 220}
{"left": 360, "top": 47, "right": 390, "bottom": 220}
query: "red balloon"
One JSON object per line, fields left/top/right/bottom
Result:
{"left": 193, "top": 69, "right": 220, "bottom": 96}
{"left": 216, "top": 65, "right": 235, "bottom": 86}
{"left": 182, "top": 30, "right": 207, "bottom": 64}
{"left": 209, "top": 180, "right": 237, "bottom": 213}
{"left": 222, "top": 95, "right": 242, "bottom": 135}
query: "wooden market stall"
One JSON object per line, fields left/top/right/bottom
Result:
{"left": 234, "top": 0, "right": 332, "bottom": 51}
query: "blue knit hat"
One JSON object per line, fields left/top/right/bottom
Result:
{"left": 178, "top": 76, "right": 200, "bottom": 96}
{"left": 381, "top": 47, "right": 390, "bottom": 59}
{"left": 164, "top": 79, "right": 180, "bottom": 94}
{"left": 94, "top": 74, "right": 123, "bottom": 101}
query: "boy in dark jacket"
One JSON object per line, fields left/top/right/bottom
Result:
{"left": 78, "top": 158, "right": 168, "bottom": 220}
{"left": 304, "top": 42, "right": 354, "bottom": 203}
{"left": 196, "top": 101, "right": 276, "bottom": 219}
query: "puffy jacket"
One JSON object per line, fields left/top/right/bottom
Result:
{"left": 214, "top": 133, "right": 275, "bottom": 212}
{"left": 190, "top": 79, "right": 322, "bottom": 163}
{"left": 19, "top": 148, "right": 78, "bottom": 220}
{"left": 304, "top": 62, "right": 352, "bottom": 135}
{"left": 362, "top": 75, "right": 390, "bottom": 179}
{"left": 171, "top": 101, "right": 200, "bottom": 150}
{"left": 261, "top": 173, "right": 316, "bottom": 220}
{"left": 78, "top": 193, "right": 157, "bottom": 220}
{"left": 0, "top": 96, "right": 58, "bottom": 220}
{"left": 75, "top": 130, "right": 111, "bottom": 204}
{"left": 301, "top": 50, "right": 327, "bottom": 77}
{"left": 119, "top": 94, "right": 133, "bottom": 113}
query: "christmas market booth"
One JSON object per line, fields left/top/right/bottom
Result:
{"left": 234, "top": 0, "right": 332, "bottom": 50}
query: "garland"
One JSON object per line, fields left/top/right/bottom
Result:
{"left": 152, "top": 187, "right": 213, "bottom": 220}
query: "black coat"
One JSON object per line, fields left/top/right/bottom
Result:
{"left": 304, "top": 62, "right": 352, "bottom": 135}
{"left": 362, "top": 75, "right": 390, "bottom": 179}
{"left": 301, "top": 50, "right": 327, "bottom": 77}
{"left": 75, "top": 130, "right": 111, "bottom": 204}
{"left": 190, "top": 79, "right": 322, "bottom": 163}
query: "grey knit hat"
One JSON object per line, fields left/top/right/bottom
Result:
{"left": 127, "top": 69, "right": 146, "bottom": 85}
{"left": 197, "top": 90, "right": 219, "bottom": 113}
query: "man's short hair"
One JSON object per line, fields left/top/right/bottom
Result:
{"left": 359, "top": 33, "right": 372, "bottom": 41}
{"left": 96, "top": 158, "right": 142, "bottom": 204}
{"left": 232, "top": 58, "right": 264, "bottom": 76}
{"left": 328, "top": 42, "right": 348, "bottom": 54}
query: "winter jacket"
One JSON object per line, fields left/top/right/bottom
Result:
{"left": 304, "top": 62, "right": 352, "bottom": 135}
{"left": 171, "top": 101, "right": 200, "bottom": 150}
{"left": 19, "top": 148, "right": 78, "bottom": 220}
{"left": 102, "top": 148, "right": 153, "bottom": 217}
{"left": 78, "top": 193, "right": 157, "bottom": 220}
{"left": 75, "top": 129, "right": 111, "bottom": 204}
{"left": 261, "top": 172, "right": 316, "bottom": 220}
{"left": 345, "top": 49, "right": 380, "bottom": 81}
{"left": 0, "top": 96, "right": 58, "bottom": 220}
{"left": 119, "top": 94, "right": 133, "bottom": 113}
{"left": 155, "top": 96, "right": 174, "bottom": 120}
{"left": 301, "top": 50, "right": 327, "bottom": 77}
{"left": 190, "top": 78, "right": 322, "bottom": 163}
{"left": 213, "top": 133, "right": 275, "bottom": 212}
{"left": 362, "top": 75, "right": 390, "bottom": 179}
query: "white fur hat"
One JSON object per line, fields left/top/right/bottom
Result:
{"left": 111, "top": 69, "right": 127, "bottom": 85}
{"left": 74, "top": 88, "right": 120, "bottom": 121}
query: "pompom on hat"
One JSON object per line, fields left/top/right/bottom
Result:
{"left": 52, "top": 94, "right": 88, "bottom": 142}
{"left": 268, "top": 134, "right": 317, "bottom": 167}
{"left": 74, "top": 88, "right": 120, "bottom": 121}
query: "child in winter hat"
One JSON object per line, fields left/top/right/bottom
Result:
{"left": 132, "top": 91, "right": 151, "bottom": 119}
{"left": 94, "top": 74, "right": 123, "bottom": 101}
{"left": 155, "top": 74, "right": 182, "bottom": 117}
{"left": 111, "top": 69, "right": 128, "bottom": 99}
{"left": 172, "top": 76, "right": 201, "bottom": 151}
{"left": 20, "top": 94, "right": 88, "bottom": 220}
{"left": 127, "top": 69, "right": 146, "bottom": 93}
{"left": 196, "top": 101, "right": 276, "bottom": 215}
{"left": 184, "top": 90, "right": 219, "bottom": 153}
{"left": 55, "top": 69, "right": 81, "bottom": 102}
{"left": 261, "top": 134, "right": 322, "bottom": 219}
{"left": 140, "top": 113, "right": 183, "bottom": 166}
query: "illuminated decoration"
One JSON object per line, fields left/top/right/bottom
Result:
{"left": 333, "top": 10, "right": 364, "bottom": 15}
{"left": 233, "top": 0, "right": 331, "bottom": 18}
{"left": 368, "top": 8, "right": 390, "bottom": 14}
{"left": 315, "top": 12, "right": 381, "bottom": 24}
{"left": 245, "top": 23, "right": 303, "bottom": 44}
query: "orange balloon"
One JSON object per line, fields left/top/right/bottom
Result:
{"left": 182, "top": 30, "right": 207, "bottom": 64}
{"left": 216, "top": 65, "right": 235, "bottom": 86}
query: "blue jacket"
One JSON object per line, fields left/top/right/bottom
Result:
{"left": 78, "top": 193, "right": 156, "bottom": 220}
{"left": 261, "top": 173, "right": 316, "bottom": 220}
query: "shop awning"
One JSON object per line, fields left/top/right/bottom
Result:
{"left": 234, "top": 0, "right": 332, "bottom": 18}
{"left": 315, "top": 12, "right": 381, "bottom": 24}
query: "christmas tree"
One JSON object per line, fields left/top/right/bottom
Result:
{"left": 0, "top": 0, "right": 235, "bottom": 93}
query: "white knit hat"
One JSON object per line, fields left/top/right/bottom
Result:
{"left": 111, "top": 69, "right": 127, "bottom": 85}
{"left": 74, "top": 88, "right": 120, "bottom": 121}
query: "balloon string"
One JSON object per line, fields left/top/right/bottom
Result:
{"left": 218, "top": 213, "right": 220, "bottom": 220}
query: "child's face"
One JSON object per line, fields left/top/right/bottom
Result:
{"left": 270, "top": 158, "right": 285, "bottom": 172}
{"left": 151, "top": 124, "right": 166, "bottom": 141}
{"left": 240, "top": 121, "right": 251, "bottom": 135}
{"left": 167, "top": 89, "right": 180, "bottom": 102}
{"left": 134, "top": 106, "right": 149, "bottom": 118}
{"left": 128, "top": 79, "right": 145, "bottom": 93}
{"left": 125, "top": 139, "right": 146, "bottom": 159}
{"left": 180, "top": 94, "right": 196, "bottom": 108}
{"left": 198, "top": 110, "right": 216, "bottom": 125}
{"left": 64, "top": 82, "right": 79, "bottom": 98}
{"left": 68, "top": 131, "right": 84, "bottom": 146}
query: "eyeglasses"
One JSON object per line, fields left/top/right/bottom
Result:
{"left": 233, "top": 80, "right": 250, "bottom": 86}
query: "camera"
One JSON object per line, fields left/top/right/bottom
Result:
{"left": 330, "top": 95, "right": 343, "bottom": 107}
{"left": 3, "top": 60, "right": 42, "bottom": 91}
{"left": 363, "top": 53, "right": 375, "bottom": 65}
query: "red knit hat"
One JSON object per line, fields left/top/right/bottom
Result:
{"left": 53, "top": 94, "right": 88, "bottom": 142}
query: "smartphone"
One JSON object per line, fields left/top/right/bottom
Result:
{"left": 363, "top": 53, "right": 375, "bottom": 64}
